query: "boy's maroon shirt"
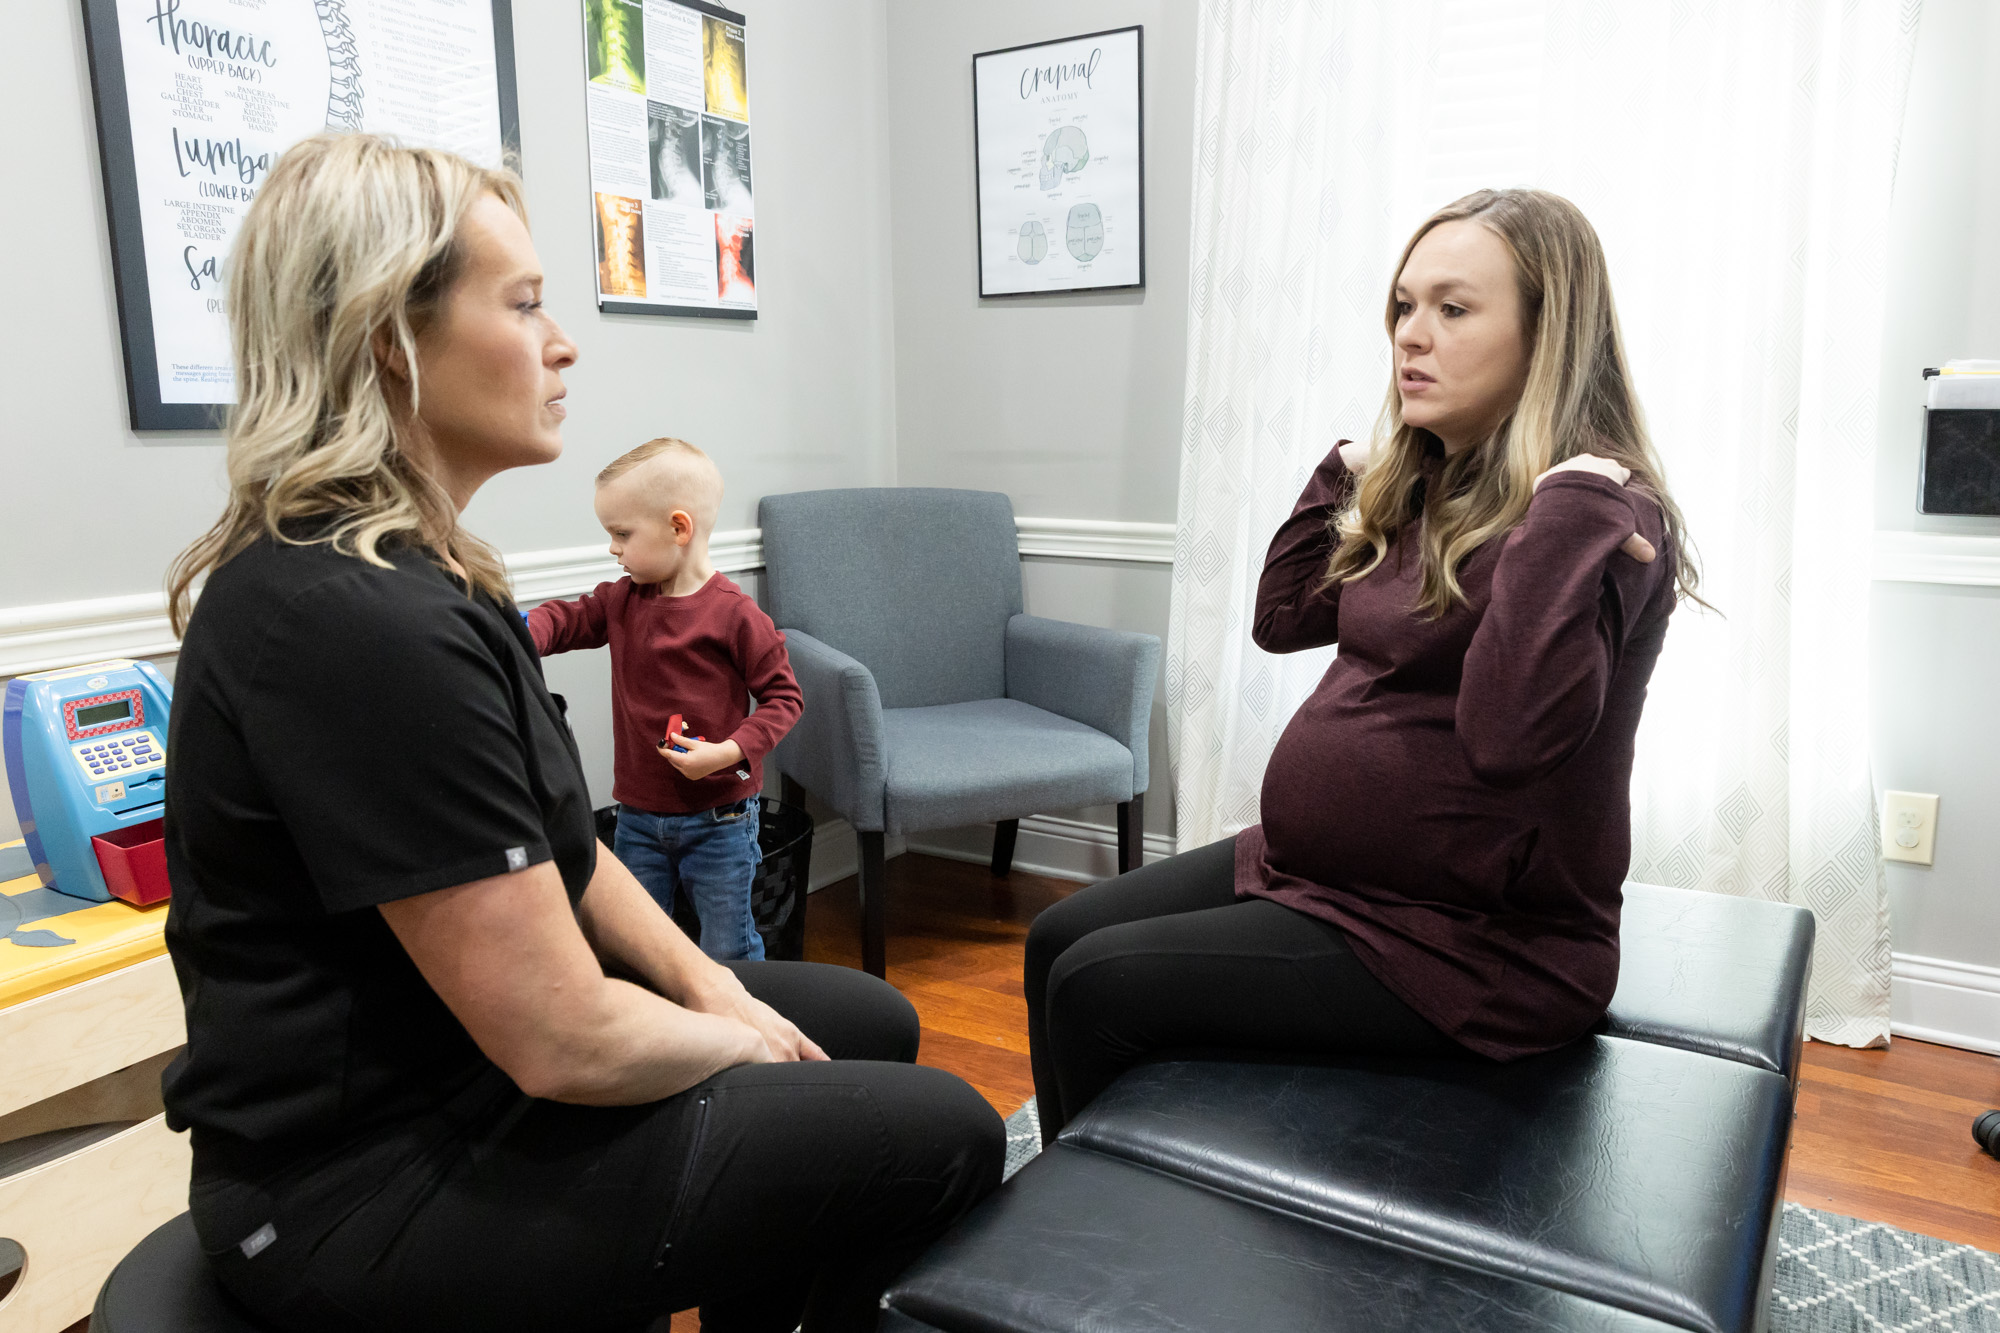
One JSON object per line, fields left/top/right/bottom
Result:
{"left": 1238, "top": 442, "right": 1677, "bottom": 1060}
{"left": 527, "top": 572, "right": 802, "bottom": 816}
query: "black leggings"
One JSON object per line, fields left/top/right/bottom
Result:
{"left": 1026, "top": 834, "right": 1470, "bottom": 1145}
{"left": 191, "top": 962, "right": 1003, "bottom": 1333}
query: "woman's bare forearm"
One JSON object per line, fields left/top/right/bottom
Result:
{"left": 574, "top": 842, "right": 828, "bottom": 1066}
{"left": 379, "top": 859, "right": 764, "bottom": 1109}
{"left": 576, "top": 839, "right": 738, "bottom": 1006}
{"left": 535, "top": 976, "right": 765, "bottom": 1105}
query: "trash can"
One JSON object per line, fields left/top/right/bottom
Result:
{"left": 593, "top": 798, "right": 814, "bottom": 962}
{"left": 748, "top": 797, "right": 813, "bottom": 962}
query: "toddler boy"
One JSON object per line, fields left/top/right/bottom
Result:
{"left": 529, "top": 438, "right": 802, "bottom": 961}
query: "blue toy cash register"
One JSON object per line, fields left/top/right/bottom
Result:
{"left": 3, "top": 658, "right": 173, "bottom": 905}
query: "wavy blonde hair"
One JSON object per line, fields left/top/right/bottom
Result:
{"left": 167, "top": 134, "right": 524, "bottom": 635}
{"left": 1325, "top": 188, "right": 1698, "bottom": 616}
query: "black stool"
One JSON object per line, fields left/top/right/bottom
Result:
{"left": 96, "top": 1212, "right": 673, "bottom": 1331}
{"left": 92, "top": 1213, "right": 271, "bottom": 1332}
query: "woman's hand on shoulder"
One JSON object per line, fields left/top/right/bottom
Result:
{"left": 1532, "top": 453, "right": 1656, "bottom": 564}
{"left": 1534, "top": 453, "right": 1629, "bottom": 490}
{"left": 685, "top": 966, "right": 829, "bottom": 1064}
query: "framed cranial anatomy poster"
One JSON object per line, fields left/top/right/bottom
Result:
{"left": 581, "top": 0, "right": 756, "bottom": 319}
{"left": 972, "top": 26, "right": 1143, "bottom": 298}
{"left": 80, "top": 0, "right": 520, "bottom": 431}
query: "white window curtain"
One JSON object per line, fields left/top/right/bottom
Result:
{"left": 1167, "top": 0, "right": 1919, "bottom": 1046}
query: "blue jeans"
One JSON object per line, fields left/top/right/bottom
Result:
{"left": 613, "top": 797, "right": 765, "bottom": 961}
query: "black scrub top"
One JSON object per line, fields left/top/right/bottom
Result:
{"left": 161, "top": 530, "right": 596, "bottom": 1160}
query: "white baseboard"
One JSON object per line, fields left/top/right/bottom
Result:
{"left": 802, "top": 812, "right": 1173, "bottom": 892}
{"left": 1891, "top": 952, "right": 2000, "bottom": 1055}
{"left": 807, "top": 818, "right": 860, "bottom": 892}
{"left": 908, "top": 813, "right": 1176, "bottom": 885}
{"left": 802, "top": 818, "right": 907, "bottom": 893}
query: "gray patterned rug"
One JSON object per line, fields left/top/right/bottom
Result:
{"left": 1001, "top": 1100, "right": 2000, "bottom": 1331}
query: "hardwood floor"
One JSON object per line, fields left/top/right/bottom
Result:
{"left": 1791, "top": 1033, "right": 2000, "bottom": 1250}
{"left": 800, "top": 852, "right": 1063, "bottom": 1112}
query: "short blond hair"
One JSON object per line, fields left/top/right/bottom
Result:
{"left": 597, "top": 437, "right": 723, "bottom": 535}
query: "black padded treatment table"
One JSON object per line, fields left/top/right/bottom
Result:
{"left": 883, "top": 881, "right": 1815, "bottom": 1333}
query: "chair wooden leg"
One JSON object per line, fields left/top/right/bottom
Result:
{"left": 859, "top": 830, "right": 887, "bottom": 979}
{"left": 991, "top": 818, "right": 1020, "bottom": 876}
{"left": 1116, "top": 794, "right": 1145, "bottom": 876}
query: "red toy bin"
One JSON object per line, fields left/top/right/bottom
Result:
{"left": 92, "top": 818, "right": 171, "bottom": 907}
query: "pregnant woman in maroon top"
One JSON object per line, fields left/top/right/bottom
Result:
{"left": 1026, "top": 187, "right": 1700, "bottom": 1144}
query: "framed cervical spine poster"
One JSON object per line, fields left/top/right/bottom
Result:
{"left": 581, "top": 0, "right": 756, "bottom": 319}
{"left": 81, "top": 0, "right": 521, "bottom": 432}
{"left": 972, "top": 26, "right": 1144, "bottom": 298}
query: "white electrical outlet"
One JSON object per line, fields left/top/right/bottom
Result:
{"left": 1881, "top": 791, "right": 1940, "bottom": 866}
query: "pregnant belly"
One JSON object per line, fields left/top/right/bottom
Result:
{"left": 1259, "top": 691, "right": 1530, "bottom": 911}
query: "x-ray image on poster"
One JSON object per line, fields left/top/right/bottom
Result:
{"left": 79, "top": 0, "right": 520, "bottom": 430}
{"left": 596, "top": 192, "right": 647, "bottom": 297}
{"left": 649, "top": 103, "right": 703, "bottom": 203}
{"left": 716, "top": 214, "right": 753, "bottom": 304}
{"left": 583, "top": 0, "right": 756, "bottom": 318}
{"left": 586, "top": 0, "right": 645, "bottom": 93}
{"left": 973, "top": 26, "right": 1144, "bottom": 297}
{"left": 702, "top": 116, "right": 752, "bottom": 214}
{"left": 702, "top": 16, "right": 748, "bottom": 122}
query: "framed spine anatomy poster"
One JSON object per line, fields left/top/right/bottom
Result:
{"left": 973, "top": 26, "right": 1143, "bottom": 298}
{"left": 582, "top": 0, "right": 755, "bottom": 319}
{"left": 80, "top": 0, "right": 521, "bottom": 432}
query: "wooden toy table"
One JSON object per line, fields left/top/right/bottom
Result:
{"left": 0, "top": 839, "right": 189, "bottom": 1332}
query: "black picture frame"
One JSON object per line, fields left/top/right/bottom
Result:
{"left": 587, "top": 0, "right": 757, "bottom": 321}
{"left": 972, "top": 25, "right": 1145, "bottom": 300}
{"left": 597, "top": 300, "right": 759, "bottom": 319}
{"left": 79, "top": 0, "right": 523, "bottom": 432}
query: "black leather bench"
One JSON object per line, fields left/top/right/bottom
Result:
{"left": 93, "top": 1211, "right": 661, "bottom": 1333}
{"left": 1606, "top": 881, "right": 1814, "bottom": 1083}
{"left": 884, "top": 881, "right": 1814, "bottom": 1333}
{"left": 886, "top": 1148, "right": 1695, "bottom": 1333}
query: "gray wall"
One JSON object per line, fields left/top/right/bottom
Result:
{"left": 493, "top": 0, "right": 900, "bottom": 809}
{"left": 4, "top": 1, "right": 899, "bottom": 606}
{"left": 0, "top": 0, "right": 900, "bottom": 833}
{"left": 5, "top": 5, "right": 228, "bottom": 610}
{"left": 883, "top": 0, "right": 1192, "bottom": 523}
{"left": 1869, "top": 0, "right": 2000, "bottom": 975}
{"left": 883, "top": 0, "right": 1197, "bottom": 842}
{"left": 477, "top": 0, "right": 901, "bottom": 548}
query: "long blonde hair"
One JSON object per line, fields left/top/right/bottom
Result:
{"left": 167, "top": 134, "right": 523, "bottom": 635}
{"left": 1325, "top": 188, "right": 1698, "bottom": 615}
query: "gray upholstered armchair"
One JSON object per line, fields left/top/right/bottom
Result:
{"left": 760, "top": 488, "right": 1161, "bottom": 977}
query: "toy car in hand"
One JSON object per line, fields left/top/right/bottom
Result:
{"left": 663, "top": 714, "right": 752, "bottom": 781}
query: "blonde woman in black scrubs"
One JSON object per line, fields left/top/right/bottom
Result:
{"left": 161, "top": 134, "right": 1000, "bottom": 1333}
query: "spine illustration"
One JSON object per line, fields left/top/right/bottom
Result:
{"left": 317, "top": 0, "right": 365, "bottom": 131}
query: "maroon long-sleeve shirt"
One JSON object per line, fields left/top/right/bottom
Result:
{"left": 1238, "top": 442, "right": 1676, "bottom": 1059}
{"left": 528, "top": 572, "right": 802, "bottom": 816}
